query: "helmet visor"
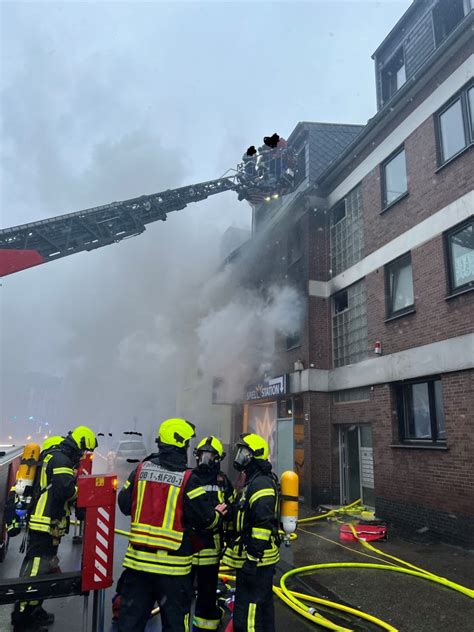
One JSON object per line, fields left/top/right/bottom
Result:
{"left": 197, "top": 450, "right": 217, "bottom": 468}
{"left": 233, "top": 445, "right": 253, "bottom": 471}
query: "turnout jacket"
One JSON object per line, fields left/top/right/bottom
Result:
{"left": 118, "top": 447, "right": 223, "bottom": 575}
{"left": 223, "top": 460, "right": 280, "bottom": 569}
{"left": 28, "top": 438, "right": 79, "bottom": 540}
{"left": 189, "top": 466, "right": 234, "bottom": 566}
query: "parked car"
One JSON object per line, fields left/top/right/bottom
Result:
{"left": 110, "top": 439, "right": 148, "bottom": 470}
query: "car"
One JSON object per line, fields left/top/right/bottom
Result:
{"left": 111, "top": 439, "right": 148, "bottom": 470}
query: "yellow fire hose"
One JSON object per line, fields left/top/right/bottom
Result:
{"left": 111, "top": 501, "right": 473, "bottom": 631}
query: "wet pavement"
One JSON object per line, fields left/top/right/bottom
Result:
{"left": 1, "top": 472, "right": 472, "bottom": 631}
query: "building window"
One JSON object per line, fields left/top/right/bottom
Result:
{"left": 294, "top": 146, "right": 307, "bottom": 187}
{"left": 382, "top": 147, "right": 407, "bottom": 208}
{"left": 446, "top": 219, "right": 474, "bottom": 294}
{"left": 333, "top": 387, "right": 370, "bottom": 404}
{"left": 386, "top": 253, "right": 414, "bottom": 317}
{"left": 395, "top": 378, "right": 446, "bottom": 444}
{"left": 381, "top": 46, "right": 406, "bottom": 104}
{"left": 286, "top": 259, "right": 305, "bottom": 350}
{"left": 330, "top": 184, "right": 364, "bottom": 276}
{"left": 436, "top": 83, "right": 474, "bottom": 164}
{"left": 332, "top": 280, "right": 368, "bottom": 368}
{"left": 287, "top": 221, "right": 303, "bottom": 266}
{"left": 433, "top": 0, "right": 466, "bottom": 47}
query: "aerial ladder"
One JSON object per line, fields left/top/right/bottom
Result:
{"left": 0, "top": 144, "right": 297, "bottom": 277}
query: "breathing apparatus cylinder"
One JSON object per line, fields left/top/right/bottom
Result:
{"left": 280, "top": 470, "right": 299, "bottom": 544}
{"left": 15, "top": 443, "right": 41, "bottom": 500}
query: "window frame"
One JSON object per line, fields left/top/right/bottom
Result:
{"left": 444, "top": 218, "right": 474, "bottom": 296}
{"left": 293, "top": 145, "right": 307, "bottom": 187}
{"left": 395, "top": 377, "right": 446, "bottom": 446}
{"left": 381, "top": 45, "right": 406, "bottom": 105}
{"left": 435, "top": 81, "right": 474, "bottom": 166}
{"left": 381, "top": 145, "right": 408, "bottom": 210}
{"left": 332, "top": 199, "right": 347, "bottom": 225}
{"left": 385, "top": 252, "right": 415, "bottom": 318}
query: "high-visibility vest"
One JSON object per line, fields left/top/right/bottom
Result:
{"left": 129, "top": 461, "right": 192, "bottom": 552}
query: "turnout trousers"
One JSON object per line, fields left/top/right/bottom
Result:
{"left": 118, "top": 568, "right": 193, "bottom": 632}
{"left": 233, "top": 564, "right": 275, "bottom": 632}
{"left": 191, "top": 563, "right": 221, "bottom": 631}
{"left": 12, "top": 532, "right": 60, "bottom": 627}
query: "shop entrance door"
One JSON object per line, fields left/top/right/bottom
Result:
{"left": 340, "top": 424, "right": 374, "bottom": 507}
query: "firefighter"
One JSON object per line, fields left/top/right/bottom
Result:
{"left": 223, "top": 433, "right": 280, "bottom": 632}
{"left": 190, "top": 436, "right": 233, "bottom": 632}
{"left": 11, "top": 426, "right": 97, "bottom": 632}
{"left": 117, "top": 418, "right": 228, "bottom": 632}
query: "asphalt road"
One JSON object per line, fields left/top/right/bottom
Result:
{"left": 1, "top": 463, "right": 472, "bottom": 631}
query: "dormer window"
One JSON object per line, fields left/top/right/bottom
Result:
{"left": 433, "top": 0, "right": 465, "bottom": 47}
{"left": 381, "top": 47, "right": 406, "bottom": 104}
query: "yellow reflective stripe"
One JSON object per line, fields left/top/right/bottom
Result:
{"left": 249, "top": 489, "right": 274, "bottom": 507}
{"left": 217, "top": 489, "right": 224, "bottom": 503}
{"left": 247, "top": 554, "right": 260, "bottom": 562}
{"left": 135, "top": 480, "right": 146, "bottom": 522}
{"left": 123, "top": 547, "right": 193, "bottom": 575}
{"left": 192, "top": 615, "right": 220, "bottom": 630}
{"left": 248, "top": 603, "right": 256, "bottom": 632}
{"left": 129, "top": 534, "right": 182, "bottom": 551}
{"left": 52, "top": 467, "right": 74, "bottom": 476}
{"left": 31, "top": 557, "right": 41, "bottom": 576}
{"left": 126, "top": 545, "right": 192, "bottom": 565}
{"left": 131, "top": 522, "right": 183, "bottom": 539}
{"left": 206, "top": 511, "right": 219, "bottom": 530}
{"left": 185, "top": 612, "right": 190, "bottom": 632}
{"left": 251, "top": 527, "right": 271, "bottom": 541}
{"left": 40, "top": 454, "right": 53, "bottom": 489}
{"left": 123, "top": 480, "right": 131, "bottom": 489}
{"left": 187, "top": 486, "right": 206, "bottom": 500}
{"left": 163, "top": 485, "right": 180, "bottom": 532}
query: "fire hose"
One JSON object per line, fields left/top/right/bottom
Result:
{"left": 111, "top": 498, "right": 473, "bottom": 631}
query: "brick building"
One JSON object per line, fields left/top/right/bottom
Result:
{"left": 233, "top": 0, "right": 473, "bottom": 546}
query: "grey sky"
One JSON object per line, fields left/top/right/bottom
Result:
{"left": 0, "top": 1, "right": 411, "bottom": 439}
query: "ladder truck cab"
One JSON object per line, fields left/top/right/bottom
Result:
{"left": 0, "top": 139, "right": 298, "bottom": 278}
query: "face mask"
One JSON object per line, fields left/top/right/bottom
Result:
{"left": 196, "top": 450, "right": 217, "bottom": 469}
{"left": 233, "top": 445, "right": 253, "bottom": 471}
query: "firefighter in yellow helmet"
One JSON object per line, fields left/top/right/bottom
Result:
{"left": 190, "top": 436, "right": 233, "bottom": 632}
{"left": 12, "top": 426, "right": 97, "bottom": 631}
{"left": 223, "top": 433, "right": 280, "bottom": 632}
{"left": 117, "top": 419, "right": 228, "bottom": 632}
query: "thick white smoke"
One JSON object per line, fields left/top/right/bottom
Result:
{"left": 197, "top": 282, "right": 304, "bottom": 403}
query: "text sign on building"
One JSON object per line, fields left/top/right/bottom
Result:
{"left": 245, "top": 375, "right": 288, "bottom": 401}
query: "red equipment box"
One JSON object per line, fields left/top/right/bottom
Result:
{"left": 77, "top": 474, "right": 117, "bottom": 592}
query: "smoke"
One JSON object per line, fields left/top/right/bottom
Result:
{"left": 197, "top": 281, "right": 304, "bottom": 403}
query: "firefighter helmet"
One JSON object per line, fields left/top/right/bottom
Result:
{"left": 157, "top": 418, "right": 196, "bottom": 448}
{"left": 233, "top": 433, "right": 269, "bottom": 471}
{"left": 194, "top": 435, "right": 225, "bottom": 459}
{"left": 42, "top": 435, "right": 64, "bottom": 452}
{"left": 71, "top": 426, "right": 98, "bottom": 452}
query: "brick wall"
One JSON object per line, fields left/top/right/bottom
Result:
{"left": 366, "top": 235, "right": 474, "bottom": 355}
{"left": 362, "top": 117, "right": 473, "bottom": 256}
{"left": 372, "top": 371, "right": 474, "bottom": 546}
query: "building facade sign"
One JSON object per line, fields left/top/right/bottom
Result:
{"left": 245, "top": 375, "right": 288, "bottom": 401}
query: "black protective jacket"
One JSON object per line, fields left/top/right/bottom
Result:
{"left": 28, "top": 436, "right": 80, "bottom": 539}
{"left": 223, "top": 460, "right": 280, "bottom": 569}
{"left": 188, "top": 465, "right": 234, "bottom": 563}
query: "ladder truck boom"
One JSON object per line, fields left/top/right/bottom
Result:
{"left": 0, "top": 142, "right": 297, "bottom": 277}
{"left": 0, "top": 177, "right": 237, "bottom": 277}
